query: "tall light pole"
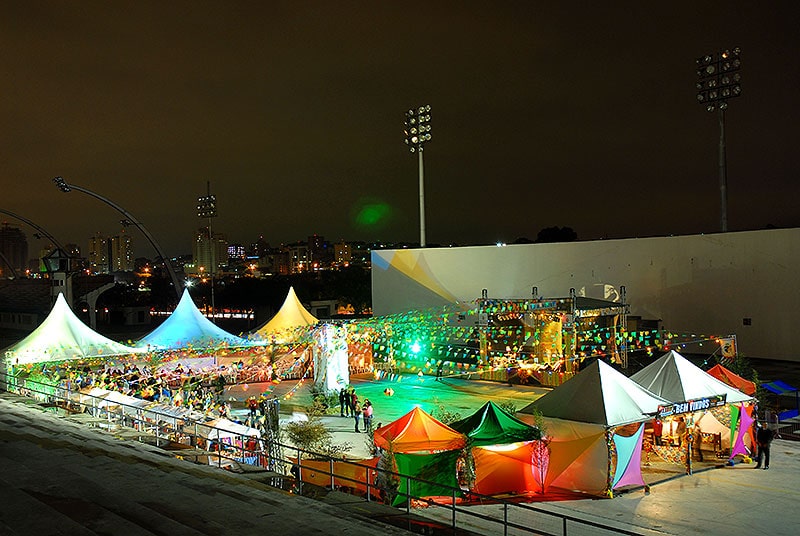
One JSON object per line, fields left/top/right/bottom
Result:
{"left": 696, "top": 47, "right": 742, "bottom": 233}
{"left": 196, "top": 181, "right": 217, "bottom": 321}
{"left": 404, "top": 105, "right": 432, "bottom": 247}
{"left": 53, "top": 176, "right": 183, "bottom": 298}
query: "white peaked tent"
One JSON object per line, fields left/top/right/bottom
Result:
{"left": 137, "top": 289, "right": 249, "bottom": 350}
{"left": 516, "top": 360, "right": 669, "bottom": 497}
{"left": 629, "top": 350, "right": 752, "bottom": 404}
{"left": 518, "top": 359, "right": 670, "bottom": 427}
{"left": 251, "top": 286, "right": 318, "bottom": 340}
{"left": 3, "top": 293, "right": 145, "bottom": 365}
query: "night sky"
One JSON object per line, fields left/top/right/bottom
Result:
{"left": 2, "top": 2, "right": 799, "bottom": 258}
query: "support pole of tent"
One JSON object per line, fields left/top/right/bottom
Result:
{"left": 567, "top": 288, "right": 577, "bottom": 374}
{"left": 605, "top": 428, "right": 614, "bottom": 498}
{"left": 621, "top": 286, "right": 628, "bottom": 369}
{"left": 479, "top": 289, "right": 489, "bottom": 366}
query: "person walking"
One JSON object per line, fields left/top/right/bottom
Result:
{"left": 353, "top": 400, "right": 363, "bottom": 433}
{"left": 755, "top": 421, "right": 775, "bottom": 469}
{"left": 363, "top": 399, "right": 374, "bottom": 432}
{"left": 693, "top": 421, "right": 704, "bottom": 462}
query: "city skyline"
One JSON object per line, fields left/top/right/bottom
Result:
{"left": 3, "top": 3, "right": 800, "bottom": 258}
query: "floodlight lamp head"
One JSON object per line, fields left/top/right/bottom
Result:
{"left": 53, "top": 176, "right": 71, "bottom": 192}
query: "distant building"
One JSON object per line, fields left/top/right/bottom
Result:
{"left": 87, "top": 234, "right": 108, "bottom": 273}
{"left": 286, "top": 242, "right": 310, "bottom": 273}
{"left": 0, "top": 223, "right": 28, "bottom": 277}
{"left": 87, "top": 231, "right": 133, "bottom": 274}
{"left": 192, "top": 227, "right": 227, "bottom": 275}
{"left": 109, "top": 232, "right": 133, "bottom": 272}
{"left": 333, "top": 241, "right": 352, "bottom": 266}
{"left": 227, "top": 243, "right": 246, "bottom": 260}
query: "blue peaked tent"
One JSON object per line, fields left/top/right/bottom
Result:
{"left": 136, "top": 289, "right": 249, "bottom": 350}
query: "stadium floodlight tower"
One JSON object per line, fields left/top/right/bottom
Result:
{"left": 404, "top": 105, "right": 432, "bottom": 248}
{"left": 696, "top": 47, "right": 742, "bottom": 233}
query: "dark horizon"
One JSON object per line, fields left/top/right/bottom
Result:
{"left": 3, "top": 3, "right": 799, "bottom": 258}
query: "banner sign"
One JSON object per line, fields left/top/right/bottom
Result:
{"left": 657, "top": 394, "right": 727, "bottom": 418}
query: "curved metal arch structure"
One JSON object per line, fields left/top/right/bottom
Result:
{"left": 53, "top": 177, "right": 183, "bottom": 298}
{"left": 0, "top": 208, "right": 67, "bottom": 252}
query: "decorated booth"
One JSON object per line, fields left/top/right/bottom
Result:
{"left": 517, "top": 359, "right": 669, "bottom": 497}
{"left": 374, "top": 407, "right": 467, "bottom": 506}
{"left": 450, "top": 401, "right": 542, "bottom": 496}
{"left": 631, "top": 351, "right": 755, "bottom": 463}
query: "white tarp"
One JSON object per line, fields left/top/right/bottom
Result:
{"left": 518, "top": 359, "right": 669, "bottom": 427}
{"left": 197, "top": 418, "right": 261, "bottom": 441}
{"left": 630, "top": 350, "right": 752, "bottom": 404}
{"left": 4, "top": 293, "right": 144, "bottom": 365}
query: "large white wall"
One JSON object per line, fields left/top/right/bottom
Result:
{"left": 371, "top": 228, "right": 800, "bottom": 362}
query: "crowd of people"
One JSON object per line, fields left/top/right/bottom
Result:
{"left": 338, "top": 386, "right": 374, "bottom": 433}
{"left": 33, "top": 360, "right": 284, "bottom": 419}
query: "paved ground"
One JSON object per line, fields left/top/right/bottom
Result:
{"left": 4, "top": 374, "right": 800, "bottom": 536}
{"left": 259, "top": 374, "right": 800, "bottom": 536}
{"left": 0, "top": 392, "right": 419, "bottom": 536}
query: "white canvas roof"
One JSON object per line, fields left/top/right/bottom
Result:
{"left": 3, "top": 293, "right": 144, "bottom": 365}
{"left": 518, "top": 359, "right": 669, "bottom": 427}
{"left": 629, "top": 350, "right": 752, "bottom": 404}
{"left": 197, "top": 418, "right": 261, "bottom": 440}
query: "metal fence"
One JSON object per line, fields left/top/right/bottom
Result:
{"left": 2, "top": 371, "right": 643, "bottom": 536}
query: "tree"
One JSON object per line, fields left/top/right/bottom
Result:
{"left": 535, "top": 226, "right": 578, "bottom": 243}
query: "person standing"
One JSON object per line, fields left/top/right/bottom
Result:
{"left": 349, "top": 388, "right": 358, "bottom": 417}
{"left": 247, "top": 396, "right": 259, "bottom": 419}
{"left": 339, "top": 387, "right": 348, "bottom": 417}
{"left": 653, "top": 418, "right": 663, "bottom": 446}
{"left": 755, "top": 421, "right": 775, "bottom": 469}
{"left": 675, "top": 416, "right": 687, "bottom": 447}
{"left": 353, "top": 400, "right": 362, "bottom": 433}
{"left": 363, "top": 400, "right": 373, "bottom": 432}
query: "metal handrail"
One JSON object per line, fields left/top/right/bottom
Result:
{"left": 2, "top": 372, "right": 642, "bottom": 536}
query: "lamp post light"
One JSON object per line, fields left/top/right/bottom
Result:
{"left": 196, "top": 181, "right": 218, "bottom": 322}
{"left": 404, "top": 105, "right": 432, "bottom": 247}
{"left": 53, "top": 176, "right": 183, "bottom": 298}
{"left": 696, "top": 47, "right": 742, "bottom": 233}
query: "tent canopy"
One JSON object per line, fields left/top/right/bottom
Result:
{"left": 3, "top": 293, "right": 144, "bottom": 365}
{"left": 251, "top": 286, "right": 318, "bottom": 340}
{"left": 374, "top": 406, "right": 466, "bottom": 453}
{"left": 762, "top": 380, "right": 798, "bottom": 395}
{"left": 706, "top": 363, "right": 756, "bottom": 396}
{"left": 450, "top": 401, "right": 541, "bottom": 446}
{"left": 518, "top": 359, "right": 669, "bottom": 427}
{"left": 630, "top": 350, "right": 752, "bottom": 404}
{"left": 137, "top": 289, "right": 249, "bottom": 350}
{"left": 197, "top": 418, "right": 261, "bottom": 440}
